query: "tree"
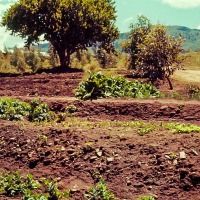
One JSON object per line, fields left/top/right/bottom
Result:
{"left": 137, "top": 24, "right": 183, "bottom": 90}
{"left": 121, "top": 15, "right": 152, "bottom": 69}
{"left": 2, "top": 0, "right": 119, "bottom": 69}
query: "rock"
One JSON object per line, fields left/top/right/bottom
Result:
{"left": 107, "top": 157, "right": 114, "bottom": 163}
{"left": 160, "top": 106, "right": 168, "bottom": 110}
{"left": 180, "top": 151, "right": 186, "bottom": 159}
{"left": 61, "top": 146, "right": 66, "bottom": 151}
{"left": 173, "top": 159, "right": 178, "bottom": 165}
{"left": 90, "top": 156, "right": 98, "bottom": 162}
{"left": 96, "top": 151, "right": 103, "bottom": 157}
{"left": 54, "top": 139, "right": 60, "bottom": 145}
{"left": 126, "top": 180, "right": 132, "bottom": 186}
{"left": 191, "top": 149, "right": 198, "bottom": 156}
{"left": 184, "top": 116, "right": 196, "bottom": 121}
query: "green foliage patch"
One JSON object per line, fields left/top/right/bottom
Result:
{"left": 75, "top": 72, "right": 160, "bottom": 100}
{"left": 0, "top": 171, "right": 70, "bottom": 200}
{"left": 0, "top": 98, "right": 52, "bottom": 122}
{"left": 165, "top": 123, "right": 200, "bottom": 133}
{"left": 0, "top": 98, "right": 30, "bottom": 120}
{"left": 85, "top": 179, "right": 116, "bottom": 200}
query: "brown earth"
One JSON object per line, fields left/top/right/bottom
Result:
{"left": 0, "top": 71, "right": 200, "bottom": 200}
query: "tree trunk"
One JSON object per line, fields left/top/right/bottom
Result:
{"left": 57, "top": 47, "right": 70, "bottom": 70}
{"left": 166, "top": 76, "right": 173, "bottom": 90}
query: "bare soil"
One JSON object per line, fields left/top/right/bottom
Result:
{"left": 0, "top": 71, "right": 199, "bottom": 200}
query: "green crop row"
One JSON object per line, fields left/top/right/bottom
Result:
{"left": 75, "top": 72, "right": 160, "bottom": 100}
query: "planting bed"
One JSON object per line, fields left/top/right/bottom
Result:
{"left": 0, "top": 71, "right": 199, "bottom": 200}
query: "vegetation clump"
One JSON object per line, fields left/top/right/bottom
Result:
{"left": 0, "top": 98, "right": 30, "bottom": 120}
{"left": 0, "top": 98, "right": 52, "bottom": 122}
{"left": 0, "top": 171, "right": 70, "bottom": 199}
{"left": 85, "top": 179, "right": 116, "bottom": 200}
{"left": 75, "top": 72, "right": 160, "bottom": 100}
{"left": 2, "top": 0, "right": 119, "bottom": 69}
{"left": 122, "top": 15, "right": 183, "bottom": 90}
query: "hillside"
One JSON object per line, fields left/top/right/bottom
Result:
{"left": 115, "top": 26, "right": 200, "bottom": 52}
{"left": 34, "top": 26, "right": 200, "bottom": 52}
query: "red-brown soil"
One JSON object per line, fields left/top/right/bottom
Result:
{"left": 0, "top": 71, "right": 199, "bottom": 200}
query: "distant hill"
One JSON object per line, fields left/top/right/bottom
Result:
{"left": 115, "top": 26, "right": 200, "bottom": 52}
{"left": 31, "top": 26, "right": 200, "bottom": 52}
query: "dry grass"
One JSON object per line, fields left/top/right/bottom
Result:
{"left": 173, "top": 70, "right": 200, "bottom": 85}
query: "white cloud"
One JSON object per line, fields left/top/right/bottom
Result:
{"left": 0, "top": 27, "right": 25, "bottom": 50}
{"left": 161, "top": 0, "right": 200, "bottom": 9}
{"left": 0, "top": 0, "right": 25, "bottom": 50}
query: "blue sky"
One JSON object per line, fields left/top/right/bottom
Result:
{"left": 1, "top": 0, "right": 200, "bottom": 49}
{"left": 116, "top": 0, "right": 200, "bottom": 32}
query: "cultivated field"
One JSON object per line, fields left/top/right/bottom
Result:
{"left": 0, "top": 69, "right": 199, "bottom": 200}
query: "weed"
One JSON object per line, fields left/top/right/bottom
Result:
{"left": 169, "top": 152, "right": 177, "bottom": 160}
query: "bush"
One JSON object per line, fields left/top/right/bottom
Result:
{"left": 75, "top": 72, "right": 160, "bottom": 100}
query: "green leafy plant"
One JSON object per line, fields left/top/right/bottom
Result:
{"left": 43, "top": 179, "right": 70, "bottom": 200}
{"left": 29, "top": 99, "right": 53, "bottom": 122}
{"left": 85, "top": 179, "right": 116, "bottom": 200}
{"left": 165, "top": 123, "right": 200, "bottom": 133}
{"left": 0, "top": 171, "right": 40, "bottom": 197}
{"left": 187, "top": 85, "right": 200, "bottom": 99}
{"left": 0, "top": 171, "right": 70, "bottom": 200}
{"left": 66, "top": 104, "right": 77, "bottom": 114}
{"left": 0, "top": 98, "right": 30, "bottom": 120}
{"left": 75, "top": 71, "right": 160, "bottom": 100}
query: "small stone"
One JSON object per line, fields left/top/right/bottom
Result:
{"left": 54, "top": 139, "right": 60, "bottom": 145}
{"left": 160, "top": 106, "right": 168, "bottom": 110}
{"left": 173, "top": 159, "right": 178, "bottom": 165}
{"left": 97, "top": 151, "right": 103, "bottom": 157}
{"left": 90, "top": 156, "right": 98, "bottom": 162}
{"left": 126, "top": 180, "right": 132, "bottom": 186}
{"left": 192, "top": 149, "right": 198, "bottom": 156}
{"left": 10, "top": 137, "right": 16, "bottom": 142}
{"left": 107, "top": 157, "right": 114, "bottom": 163}
{"left": 180, "top": 151, "right": 186, "bottom": 159}
{"left": 61, "top": 146, "right": 66, "bottom": 151}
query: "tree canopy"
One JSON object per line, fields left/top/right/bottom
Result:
{"left": 137, "top": 24, "right": 183, "bottom": 89}
{"left": 122, "top": 16, "right": 183, "bottom": 89}
{"left": 121, "top": 15, "right": 152, "bottom": 69}
{"left": 2, "top": 0, "right": 119, "bottom": 69}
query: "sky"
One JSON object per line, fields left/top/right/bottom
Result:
{"left": 1, "top": 0, "right": 200, "bottom": 49}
